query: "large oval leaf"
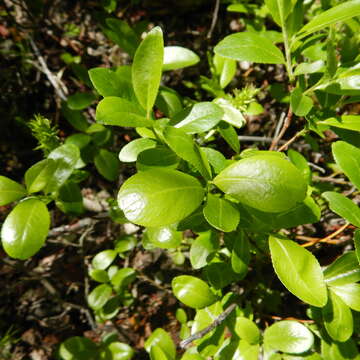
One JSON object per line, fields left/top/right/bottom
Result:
{"left": 264, "top": 320, "right": 314, "bottom": 354}
{"left": 132, "top": 26, "right": 164, "bottom": 115}
{"left": 163, "top": 46, "right": 199, "bottom": 71}
{"left": 1, "top": 198, "right": 50, "bottom": 259}
{"left": 0, "top": 176, "right": 26, "bottom": 206}
{"left": 94, "top": 149, "right": 120, "bottom": 181}
{"left": 269, "top": 235, "right": 327, "bottom": 307}
{"left": 213, "top": 155, "right": 307, "bottom": 213}
{"left": 330, "top": 283, "right": 360, "bottom": 311}
{"left": 214, "top": 32, "right": 285, "bottom": 64}
{"left": 118, "top": 169, "right": 204, "bottom": 227}
{"left": 172, "top": 275, "right": 217, "bottom": 309}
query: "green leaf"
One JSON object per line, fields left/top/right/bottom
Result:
{"left": 96, "top": 97, "right": 152, "bottom": 127}
{"left": 111, "top": 268, "right": 136, "bottom": 293}
{"left": 201, "top": 148, "right": 227, "bottom": 174}
{"left": 213, "top": 98, "right": 246, "bottom": 128}
{"left": 218, "top": 121, "right": 240, "bottom": 153}
{"left": 136, "top": 146, "right": 179, "bottom": 171}
{"left": 264, "top": 320, "right": 314, "bottom": 354}
{"left": 62, "top": 104, "right": 89, "bottom": 131}
{"left": 213, "top": 54, "right": 236, "bottom": 88}
{"left": 163, "top": 126, "right": 212, "bottom": 180}
{"left": 119, "top": 138, "right": 157, "bottom": 163}
{"left": 59, "top": 336, "right": 98, "bottom": 360}
{"left": 156, "top": 87, "right": 183, "bottom": 118}
{"left": 321, "top": 76, "right": 360, "bottom": 95}
{"left": 318, "top": 115, "right": 360, "bottom": 132}
{"left": 330, "top": 283, "right": 360, "bottom": 311}
{"left": 145, "top": 328, "right": 176, "bottom": 360}
{"left": 297, "top": 0, "right": 360, "bottom": 38}
{"left": 323, "top": 290, "right": 353, "bottom": 342}
{"left": 65, "top": 134, "right": 91, "bottom": 149}
{"left": 92, "top": 250, "right": 117, "bottom": 270}
{"left": 290, "top": 88, "right": 313, "bottom": 117}
{"left": 89, "top": 269, "right": 109, "bottom": 283}
{"left": 115, "top": 235, "right": 137, "bottom": 253}
{"left": 56, "top": 181, "right": 84, "bottom": 215}
{"left": 172, "top": 275, "right": 218, "bottom": 309}
{"left": 163, "top": 46, "right": 199, "bottom": 71}
{"left": 355, "top": 229, "right": 360, "bottom": 265}
{"left": 287, "top": 149, "right": 311, "bottom": 184}
{"left": 88, "top": 284, "right": 113, "bottom": 310}
{"left": 67, "top": 92, "right": 96, "bottom": 110}
{"left": 94, "top": 149, "right": 119, "bottom": 181}
{"left": 213, "top": 155, "right": 307, "bottom": 213}
{"left": 294, "top": 60, "right": 324, "bottom": 76}
{"left": 0, "top": 176, "right": 26, "bottom": 206}
{"left": 227, "top": 231, "right": 250, "bottom": 276}
{"left": 146, "top": 225, "right": 182, "bottom": 249}
{"left": 104, "top": 342, "right": 135, "bottom": 360}
{"left": 45, "top": 144, "right": 80, "bottom": 193}
{"left": 205, "top": 261, "right": 237, "bottom": 289}
{"left": 322, "top": 192, "right": 360, "bottom": 228}
{"left": 174, "top": 102, "right": 224, "bottom": 134}
{"left": 233, "top": 340, "right": 259, "bottom": 360}
{"left": 1, "top": 198, "right": 50, "bottom": 260}
{"left": 118, "top": 169, "right": 204, "bottom": 227}
{"left": 132, "top": 26, "right": 164, "bottom": 115}
{"left": 203, "top": 194, "right": 240, "bottom": 232}
{"left": 269, "top": 235, "right": 328, "bottom": 307}
{"left": 234, "top": 317, "right": 260, "bottom": 345}
{"left": 214, "top": 32, "right": 285, "bottom": 64}
{"left": 323, "top": 251, "right": 360, "bottom": 286}
{"left": 265, "top": 0, "right": 294, "bottom": 26}
{"left": 190, "top": 231, "right": 219, "bottom": 269}
{"left": 332, "top": 141, "right": 360, "bottom": 190}
{"left": 149, "top": 347, "right": 168, "bottom": 360}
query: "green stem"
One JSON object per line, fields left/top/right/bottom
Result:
{"left": 283, "top": 26, "right": 294, "bottom": 83}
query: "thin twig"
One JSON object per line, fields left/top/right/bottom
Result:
{"left": 270, "top": 107, "right": 293, "bottom": 150}
{"left": 313, "top": 176, "right": 348, "bottom": 185}
{"left": 277, "top": 128, "right": 306, "bottom": 152}
{"left": 207, "top": 0, "right": 220, "bottom": 39}
{"left": 48, "top": 218, "right": 95, "bottom": 237}
{"left": 270, "top": 315, "right": 314, "bottom": 324}
{"left": 179, "top": 303, "right": 237, "bottom": 349}
{"left": 238, "top": 136, "right": 286, "bottom": 144}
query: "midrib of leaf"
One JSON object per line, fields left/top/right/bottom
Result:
{"left": 219, "top": 199, "right": 224, "bottom": 228}
{"left": 347, "top": 153, "right": 360, "bottom": 188}
{"left": 20, "top": 203, "right": 37, "bottom": 258}
{"left": 232, "top": 43, "right": 283, "bottom": 63}
{"left": 325, "top": 268, "right": 360, "bottom": 284}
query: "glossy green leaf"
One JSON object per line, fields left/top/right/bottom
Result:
{"left": 205, "top": 261, "right": 238, "bottom": 289}
{"left": 59, "top": 336, "right": 98, "bottom": 360}
{"left": 0, "top": 176, "right": 26, "bottom": 206}
{"left": 94, "top": 149, "right": 119, "bottom": 181}
{"left": 172, "top": 275, "right": 217, "bottom": 309}
{"left": 45, "top": 144, "right": 80, "bottom": 193}
{"left": 87, "top": 284, "right": 112, "bottom": 310}
{"left": 89, "top": 268, "right": 109, "bottom": 283}
{"left": 87, "top": 123, "right": 112, "bottom": 146}
{"left": 92, "top": 250, "right": 117, "bottom": 270}
{"left": 163, "top": 126, "right": 212, "bottom": 179}
{"left": 149, "top": 346, "right": 168, "bottom": 360}
{"left": 203, "top": 194, "right": 240, "bottom": 232}
{"left": 234, "top": 317, "right": 260, "bottom": 345}
{"left": 1, "top": 198, "right": 50, "bottom": 260}
{"left": 233, "top": 340, "right": 259, "bottom": 360}
{"left": 323, "top": 251, "right": 360, "bottom": 286}
{"left": 319, "top": 115, "right": 360, "bottom": 132}
{"left": 65, "top": 133, "right": 91, "bottom": 149}
{"left": 331, "top": 283, "right": 360, "bottom": 311}
{"left": 287, "top": 149, "right": 311, "bottom": 184}
{"left": 213, "top": 54, "right": 236, "bottom": 88}
{"left": 176, "top": 308, "right": 187, "bottom": 324}
{"left": 294, "top": 60, "right": 324, "bottom": 75}
{"left": 213, "top": 98, "right": 246, "bottom": 128}
{"left": 323, "top": 290, "right": 353, "bottom": 342}
{"left": 228, "top": 231, "right": 250, "bottom": 276}
{"left": 269, "top": 235, "right": 327, "bottom": 306}
{"left": 110, "top": 268, "right": 136, "bottom": 293}
{"left": 96, "top": 97, "right": 151, "bottom": 127}
{"left": 218, "top": 121, "right": 240, "bottom": 153}
{"left": 67, "top": 92, "right": 96, "bottom": 110}
{"left": 56, "top": 181, "right": 84, "bottom": 215}
{"left": 119, "top": 138, "right": 157, "bottom": 162}
{"left": 136, "top": 146, "right": 179, "bottom": 171}
{"left": 104, "top": 342, "right": 134, "bottom": 360}
{"left": 332, "top": 141, "right": 360, "bottom": 190}
{"left": 62, "top": 104, "right": 89, "bottom": 131}
{"left": 213, "top": 155, "right": 307, "bottom": 213}
{"left": 355, "top": 229, "right": 360, "bottom": 265}
{"left": 214, "top": 32, "right": 285, "bottom": 64}
{"left": 190, "top": 231, "right": 219, "bottom": 269}
{"left": 290, "top": 88, "right": 313, "bottom": 117}
{"left": 265, "top": 0, "right": 294, "bottom": 26}
{"left": 118, "top": 169, "right": 204, "bottom": 227}
{"left": 264, "top": 320, "right": 314, "bottom": 354}
{"left": 132, "top": 27, "right": 163, "bottom": 115}
{"left": 322, "top": 192, "right": 360, "bottom": 228}
{"left": 145, "top": 328, "right": 176, "bottom": 360}
{"left": 146, "top": 225, "right": 182, "bottom": 249}
{"left": 163, "top": 46, "right": 199, "bottom": 71}
{"left": 298, "top": 0, "right": 360, "bottom": 38}
{"left": 201, "top": 148, "right": 227, "bottom": 174}
{"left": 174, "top": 102, "right": 223, "bottom": 134}
{"left": 115, "top": 235, "right": 137, "bottom": 253}
{"left": 156, "top": 87, "right": 183, "bottom": 117}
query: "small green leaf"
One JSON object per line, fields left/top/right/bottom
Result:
{"left": 174, "top": 102, "right": 224, "bottom": 134}
{"left": 290, "top": 88, "right": 313, "bottom": 117}
{"left": 89, "top": 269, "right": 109, "bottom": 283}
{"left": 94, "top": 149, "right": 119, "bottom": 181}
{"left": 0, "top": 176, "right": 26, "bottom": 206}
{"left": 355, "top": 229, "right": 360, "bottom": 265}
{"left": 294, "top": 60, "right": 324, "bottom": 76}
{"left": 190, "top": 231, "right": 219, "bottom": 269}
{"left": 92, "top": 250, "right": 117, "bottom": 270}
{"left": 119, "top": 138, "right": 157, "bottom": 162}
{"left": 172, "top": 275, "right": 218, "bottom": 309}
{"left": 67, "top": 92, "right": 96, "bottom": 110}
{"left": 287, "top": 149, "right": 311, "bottom": 184}
{"left": 213, "top": 155, "right": 307, "bottom": 213}
{"left": 205, "top": 261, "right": 237, "bottom": 289}
{"left": 330, "top": 283, "right": 360, "bottom": 311}
{"left": 1, "top": 198, "right": 50, "bottom": 260}
{"left": 118, "top": 169, "right": 204, "bottom": 227}
{"left": 65, "top": 134, "right": 91, "bottom": 149}
{"left": 149, "top": 346, "right": 168, "bottom": 360}
{"left": 234, "top": 317, "right": 260, "bottom": 345}
{"left": 264, "top": 320, "right": 314, "bottom": 354}
{"left": 96, "top": 97, "right": 152, "bottom": 127}
{"left": 323, "top": 290, "right": 353, "bottom": 342}
{"left": 56, "top": 181, "right": 84, "bottom": 215}
{"left": 214, "top": 32, "right": 285, "bottom": 64}
{"left": 297, "top": 0, "right": 360, "bottom": 38}
{"left": 213, "top": 98, "right": 246, "bottom": 128}
{"left": 203, "top": 194, "right": 240, "bottom": 232}
{"left": 218, "top": 121, "right": 240, "bottom": 153}
{"left": 176, "top": 308, "right": 187, "bottom": 324}
{"left": 201, "top": 148, "right": 227, "bottom": 174}
{"left": 228, "top": 231, "right": 250, "bottom": 276}
{"left": 105, "top": 342, "right": 135, "bottom": 360}
{"left": 332, "top": 141, "right": 360, "bottom": 190}
{"left": 115, "top": 235, "right": 137, "bottom": 253}
{"left": 163, "top": 46, "right": 199, "bottom": 71}
{"left": 88, "top": 284, "right": 112, "bottom": 310}
{"left": 145, "top": 328, "right": 176, "bottom": 360}
{"left": 234, "top": 340, "right": 259, "bottom": 360}
{"left": 265, "top": 0, "right": 294, "bottom": 26}
{"left": 59, "top": 336, "right": 98, "bottom": 360}
{"left": 322, "top": 192, "right": 360, "bottom": 228}
{"left": 323, "top": 251, "right": 360, "bottom": 286}
{"left": 111, "top": 268, "right": 136, "bottom": 293}
{"left": 213, "top": 54, "right": 236, "bottom": 88}
{"left": 156, "top": 87, "right": 183, "bottom": 118}
{"left": 319, "top": 115, "right": 360, "bottom": 132}
{"left": 146, "top": 225, "right": 182, "bottom": 249}
{"left": 136, "top": 146, "right": 179, "bottom": 171}
{"left": 132, "top": 27, "right": 164, "bottom": 115}
{"left": 269, "top": 235, "right": 328, "bottom": 307}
